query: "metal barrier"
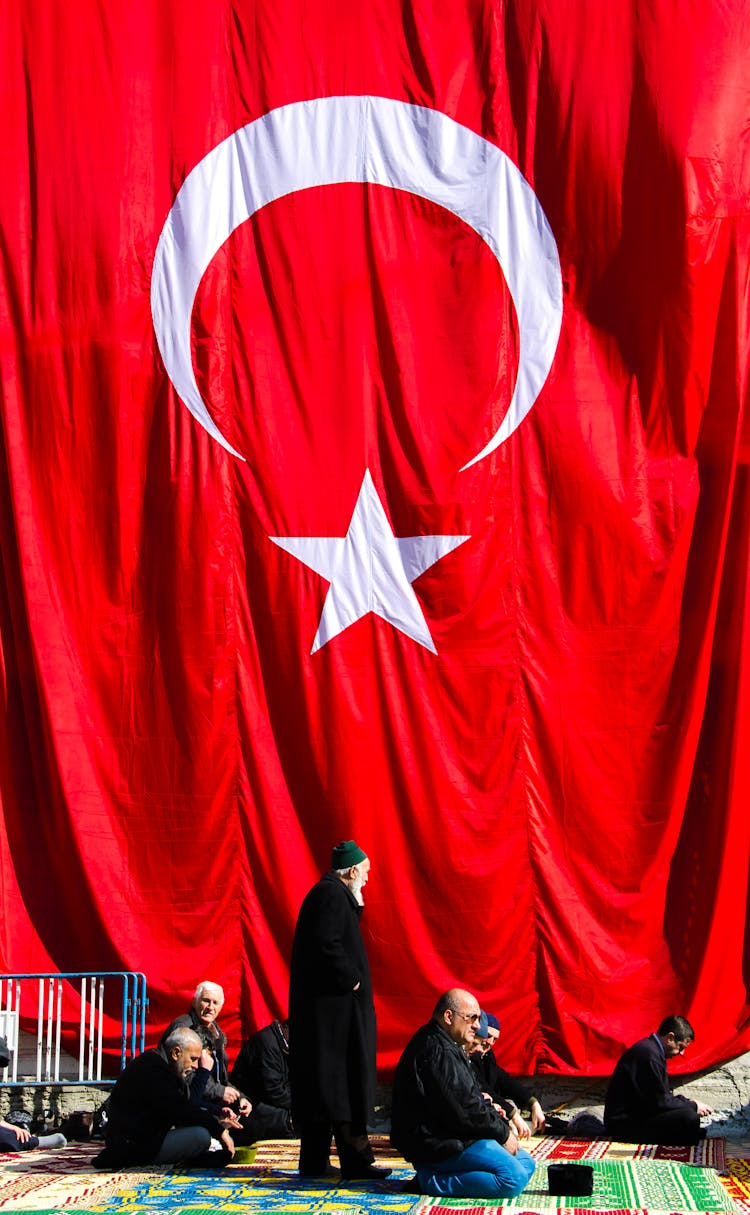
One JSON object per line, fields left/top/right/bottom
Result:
{"left": 0, "top": 972, "right": 148, "bottom": 1084}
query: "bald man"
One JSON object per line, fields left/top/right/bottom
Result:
{"left": 391, "top": 988, "right": 535, "bottom": 1198}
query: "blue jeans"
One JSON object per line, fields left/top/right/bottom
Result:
{"left": 417, "top": 1139, "right": 536, "bottom": 1198}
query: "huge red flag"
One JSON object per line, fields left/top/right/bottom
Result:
{"left": 1, "top": 0, "right": 749, "bottom": 1076}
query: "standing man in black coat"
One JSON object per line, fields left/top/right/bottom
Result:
{"left": 604, "top": 1015, "right": 713, "bottom": 1145}
{"left": 289, "top": 840, "right": 389, "bottom": 1180}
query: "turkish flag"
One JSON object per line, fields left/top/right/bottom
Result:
{"left": 1, "top": 0, "right": 749, "bottom": 1077}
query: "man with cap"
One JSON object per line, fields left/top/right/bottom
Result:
{"left": 390, "top": 988, "right": 535, "bottom": 1197}
{"left": 469, "top": 1013, "right": 546, "bottom": 1137}
{"left": 289, "top": 840, "right": 388, "bottom": 1180}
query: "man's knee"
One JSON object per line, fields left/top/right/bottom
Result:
{"left": 499, "top": 1149, "right": 536, "bottom": 1196}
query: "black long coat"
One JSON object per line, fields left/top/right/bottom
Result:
{"left": 288, "top": 872, "right": 376, "bottom": 1125}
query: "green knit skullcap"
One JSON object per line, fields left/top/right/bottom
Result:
{"left": 332, "top": 840, "right": 367, "bottom": 869}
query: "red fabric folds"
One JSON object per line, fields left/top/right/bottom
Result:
{"left": 1, "top": 1, "right": 749, "bottom": 1076}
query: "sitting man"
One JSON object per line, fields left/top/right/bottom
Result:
{"left": 0, "top": 1117, "right": 66, "bottom": 1153}
{"left": 230, "top": 1018, "right": 294, "bottom": 1141}
{"left": 0, "top": 1036, "right": 66, "bottom": 1152}
{"left": 604, "top": 1015, "right": 713, "bottom": 1145}
{"left": 469, "top": 1013, "right": 546, "bottom": 1138}
{"left": 391, "top": 988, "right": 536, "bottom": 1198}
{"left": 161, "top": 981, "right": 251, "bottom": 1119}
{"left": 94, "top": 1026, "right": 238, "bottom": 1168}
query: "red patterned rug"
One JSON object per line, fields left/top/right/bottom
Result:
{"left": 718, "top": 1157, "right": 750, "bottom": 1214}
{"left": 528, "top": 1135, "right": 727, "bottom": 1175}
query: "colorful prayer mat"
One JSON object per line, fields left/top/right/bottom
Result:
{"left": 0, "top": 1136, "right": 414, "bottom": 1213}
{"left": 718, "top": 1157, "right": 750, "bottom": 1214}
{"left": 407, "top": 1158, "right": 737, "bottom": 1214}
{"left": 78, "top": 1165, "right": 415, "bottom": 1212}
{"left": 0, "top": 1141, "right": 166, "bottom": 1209}
{"left": 528, "top": 1136, "right": 728, "bottom": 1175}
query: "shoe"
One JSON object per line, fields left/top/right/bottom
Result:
{"left": 340, "top": 1164, "right": 392, "bottom": 1181}
{"left": 401, "top": 1174, "right": 420, "bottom": 1193}
{"left": 298, "top": 1164, "right": 340, "bottom": 1178}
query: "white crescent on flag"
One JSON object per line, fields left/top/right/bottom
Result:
{"left": 151, "top": 95, "right": 563, "bottom": 470}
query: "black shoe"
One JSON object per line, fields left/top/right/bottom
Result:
{"left": 400, "top": 1174, "right": 420, "bottom": 1193}
{"left": 341, "top": 1164, "right": 392, "bottom": 1181}
{"left": 298, "top": 1164, "right": 340, "bottom": 1178}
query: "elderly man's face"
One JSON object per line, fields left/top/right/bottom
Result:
{"left": 194, "top": 988, "right": 223, "bottom": 1026}
{"left": 443, "top": 996, "right": 482, "bottom": 1049}
{"left": 347, "top": 858, "right": 371, "bottom": 906}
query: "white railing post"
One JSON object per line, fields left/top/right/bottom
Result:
{"left": 96, "top": 980, "right": 104, "bottom": 1081}
{"left": 45, "top": 977, "right": 54, "bottom": 1082}
{"left": 87, "top": 979, "right": 97, "bottom": 1080}
{"left": 36, "top": 979, "right": 43, "bottom": 1082}
{"left": 54, "top": 978, "right": 62, "bottom": 1081}
{"left": 78, "top": 977, "right": 86, "bottom": 1082}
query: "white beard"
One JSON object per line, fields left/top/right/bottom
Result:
{"left": 350, "top": 874, "right": 365, "bottom": 905}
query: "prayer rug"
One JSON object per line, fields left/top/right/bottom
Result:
{"left": 406, "top": 1158, "right": 737, "bottom": 1214}
{"left": 718, "top": 1157, "right": 750, "bottom": 1214}
{"left": 77, "top": 1166, "right": 416, "bottom": 1212}
{"left": 528, "top": 1136, "right": 728, "bottom": 1175}
{"left": 0, "top": 1136, "right": 415, "bottom": 1213}
{"left": 0, "top": 1141, "right": 166, "bottom": 1209}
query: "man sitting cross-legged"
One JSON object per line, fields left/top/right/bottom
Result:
{"left": 604, "top": 1015, "right": 713, "bottom": 1146}
{"left": 391, "top": 988, "right": 535, "bottom": 1198}
{"left": 94, "top": 1027, "right": 238, "bottom": 1169}
{"left": 469, "top": 1012, "right": 546, "bottom": 1139}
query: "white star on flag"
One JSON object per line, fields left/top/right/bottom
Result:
{"left": 270, "top": 470, "right": 470, "bottom": 654}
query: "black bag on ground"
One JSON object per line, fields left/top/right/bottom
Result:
{"left": 547, "top": 1163, "right": 594, "bottom": 1195}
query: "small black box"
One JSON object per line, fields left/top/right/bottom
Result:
{"left": 547, "top": 1163, "right": 594, "bottom": 1196}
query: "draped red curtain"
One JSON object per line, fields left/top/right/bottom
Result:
{"left": 1, "top": 0, "right": 749, "bottom": 1076}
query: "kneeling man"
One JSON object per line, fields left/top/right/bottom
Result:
{"left": 604, "top": 1015, "right": 713, "bottom": 1146}
{"left": 391, "top": 989, "right": 535, "bottom": 1198}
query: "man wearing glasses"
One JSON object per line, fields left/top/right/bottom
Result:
{"left": 390, "top": 988, "right": 535, "bottom": 1197}
{"left": 604, "top": 1015, "right": 713, "bottom": 1145}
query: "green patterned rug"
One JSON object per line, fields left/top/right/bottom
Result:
{"left": 408, "top": 1158, "right": 737, "bottom": 1214}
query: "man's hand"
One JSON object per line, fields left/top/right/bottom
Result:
{"left": 0, "top": 1120, "right": 31, "bottom": 1144}
{"left": 503, "top": 1127, "right": 519, "bottom": 1156}
{"left": 220, "top": 1108, "right": 242, "bottom": 1130}
{"left": 511, "top": 1112, "right": 531, "bottom": 1139}
{"left": 200, "top": 1049, "right": 214, "bottom": 1070}
{"left": 530, "top": 1100, "right": 546, "bottom": 1133}
{"left": 222, "top": 1085, "right": 242, "bottom": 1105}
{"left": 220, "top": 1129, "right": 235, "bottom": 1158}
{"left": 695, "top": 1100, "right": 714, "bottom": 1117}
{"left": 237, "top": 1096, "right": 252, "bottom": 1117}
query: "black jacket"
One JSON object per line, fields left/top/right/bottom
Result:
{"left": 231, "top": 1021, "right": 291, "bottom": 1110}
{"left": 391, "top": 1020, "right": 510, "bottom": 1165}
{"left": 102, "top": 1046, "right": 220, "bottom": 1164}
{"left": 289, "top": 872, "right": 376, "bottom": 1123}
{"left": 604, "top": 1033, "right": 695, "bottom": 1127}
{"left": 470, "top": 1051, "right": 533, "bottom": 1117}
{"left": 161, "top": 1008, "right": 244, "bottom": 1107}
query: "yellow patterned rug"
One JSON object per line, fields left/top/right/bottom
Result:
{"left": 718, "top": 1156, "right": 750, "bottom": 1213}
